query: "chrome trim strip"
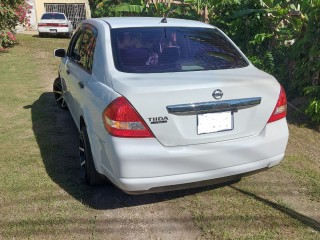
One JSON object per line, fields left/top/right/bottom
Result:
{"left": 166, "top": 97, "right": 261, "bottom": 115}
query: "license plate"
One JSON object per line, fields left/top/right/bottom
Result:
{"left": 49, "top": 29, "right": 57, "bottom": 33}
{"left": 197, "top": 111, "right": 233, "bottom": 134}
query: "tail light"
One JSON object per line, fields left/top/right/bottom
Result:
{"left": 102, "top": 97, "right": 154, "bottom": 138}
{"left": 38, "top": 23, "right": 68, "bottom": 27}
{"left": 267, "top": 85, "right": 287, "bottom": 123}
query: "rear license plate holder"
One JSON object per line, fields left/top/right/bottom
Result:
{"left": 197, "top": 111, "right": 234, "bottom": 134}
{"left": 49, "top": 29, "right": 57, "bottom": 34}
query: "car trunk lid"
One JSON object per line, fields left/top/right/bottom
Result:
{"left": 111, "top": 65, "right": 280, "bottom": 147}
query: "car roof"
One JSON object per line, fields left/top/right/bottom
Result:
{"left": 87, "top": 17, "right": 214, "bottom": 29}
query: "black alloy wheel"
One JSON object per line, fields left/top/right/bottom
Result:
{"left": 53, "top": 77, "right": 68, "bottom": 110}
{"left": 79, "top": 127, "right": 105, "bottom": 186}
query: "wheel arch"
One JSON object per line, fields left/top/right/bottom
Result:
{"left": 79, "top": 111, "right": 104, "bottom": 174}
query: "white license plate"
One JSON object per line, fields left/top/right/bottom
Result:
{"left": 197, "top": 111, "right": 233, "bottom": 134}
{"left": 49, "top": 29, "right": 57, "bottom": 33}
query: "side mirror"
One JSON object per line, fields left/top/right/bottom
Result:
{"left": 54, "top": 49, "right": 66, "bottom": 58}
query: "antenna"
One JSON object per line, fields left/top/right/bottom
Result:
{"left": 160, "top": 18, "right": 167, "bottom": 23}
{"left": 160, "top": 7, "right": 175, "bottom": 23}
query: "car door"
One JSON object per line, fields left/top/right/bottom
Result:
{"left": 66, "top": 25, "right": 97, "bottom": 130}
{"left": 58, "top": 30, "right": 81, "bottom": 111}
{"left": 61, "top": 29, "right": 83, "bottom": 123}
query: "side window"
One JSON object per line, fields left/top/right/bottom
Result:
{"left": 67, "top": 25, "right": 97, "bottom": 73}
{"left": 78, "top": 27, "right": 97, "bottom": 73}
{"left": 67, "top": 30, "right": 84, "bottom": 63}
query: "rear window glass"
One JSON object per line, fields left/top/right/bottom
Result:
{"left": 41, "top": 13, "right": 66, "bottom": 20}
{"left": 111, "top": 27, "right": 248, "bottom": 73}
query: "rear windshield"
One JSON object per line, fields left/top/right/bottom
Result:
{"left": 41, "top": 13, "right": 66, "bottom": 20}
{"left": 111, "top": 27, "right": 248, "bottom": 73}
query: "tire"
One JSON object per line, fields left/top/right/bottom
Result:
{"left": 53, "top": 77, "right": 68, "bottom": 110}
{"left": 79, "top": 127, "right": 105, "bottom": 186}
{"left": 39, "top": 32, "right": 45, "bottom": 38}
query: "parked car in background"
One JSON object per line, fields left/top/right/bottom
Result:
{"left": 53, "top": 17, "right": 289, "bottom": 194}
{"left": 38, "top": 12, "right": 73, "bottom": 38}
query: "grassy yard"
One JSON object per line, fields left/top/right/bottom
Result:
{"left": 0, "top": 34, "right": 319, "bottom": 239}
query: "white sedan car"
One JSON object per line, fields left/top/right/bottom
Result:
{"left": 38, "top": 12, "right": 73, "bottom": 38}
{"left": 53, "top": 17, "right": 289, "bottom": 194}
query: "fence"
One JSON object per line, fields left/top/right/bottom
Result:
{"left": 44, "top": 3, "right": 86, "bottom": 29}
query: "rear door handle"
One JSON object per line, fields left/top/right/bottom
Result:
{"left": 78, "top": 82, "right": 84, "bottom": 89}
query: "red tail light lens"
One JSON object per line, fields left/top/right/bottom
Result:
{"left": 102, "top": 97, "right": 154, "bottom": 138}
{"left": 38, "top": 23, "right": 68, "bottom": 27}
{"left": 267, "top": 85, "right": 287, "bottom": 123}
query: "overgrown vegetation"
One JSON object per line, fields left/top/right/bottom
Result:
{"left": 0, "top": 0, "right": 31, "bottom": 51}
{"left": 90, "top": 0, "right": 320, "bottom": 127}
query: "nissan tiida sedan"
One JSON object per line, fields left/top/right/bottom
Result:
{"left": 53, "top": 17, "right": 289, "bottom": 194}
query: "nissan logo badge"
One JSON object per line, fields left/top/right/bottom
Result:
{"left": 212, "top": 89, "right": 223, "bottom": 100}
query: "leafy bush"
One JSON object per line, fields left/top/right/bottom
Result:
{"left": 0, "top": 0, "right": 31, "bottom": 52}
{"left": 304, "top": 86, "right": 320, "bottom": 127}
{"left": 288, "top": 1, "right": 320, "bottom": 126}
{"left": 0, "top": 31, "right": 17, "bottom": 50}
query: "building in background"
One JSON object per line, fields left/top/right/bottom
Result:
{"left": 26, "top": 0, "right": 91, "bottom": 30}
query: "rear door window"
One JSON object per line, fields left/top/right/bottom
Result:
{"left": 79, "top": 26, "right": 97, "bottom": 73}
{"left": 68, "top": 30, "right": 83, "bottom": 64}
{"left": 111, "top": 27, "right": 248, "bottom": 73}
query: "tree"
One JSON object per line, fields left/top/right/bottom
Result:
{"left": 92, "top": 0, "right": 200, "bottom": 19}
{"left": 0, "top": 0, "right": 31, "bottom": 51}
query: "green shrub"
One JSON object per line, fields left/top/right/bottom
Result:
{"left": 304, "top": 86, "right": 320, "bottom": 127}
{"left": 0, "top": 0, "right": 31, "bottom": 51}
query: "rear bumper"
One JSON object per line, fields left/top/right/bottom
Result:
{"left": 38, "top": 27, "right": 70, "bottom": 34}
{"left": 92, "top": 118, "right": 288, "bottom": 193}
{"left": 119, "top": 154, "right": 282, "bottom": 194}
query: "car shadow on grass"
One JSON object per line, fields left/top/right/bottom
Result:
{"left": 27, "top": 92, "right": 229, "bottom": 210}
{"left": 231, "top": 186, "right": 320, "bottom": 232}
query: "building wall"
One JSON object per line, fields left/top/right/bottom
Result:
{"left": 34, "top": 0, "right": 91, "bottom": 24}
{"left": 27, "top": 0, "right": 37, "bottom": 30}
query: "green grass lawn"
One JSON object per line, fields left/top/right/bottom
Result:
{"left": 0, "top": 34, "right": 319, "bottom": 239}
